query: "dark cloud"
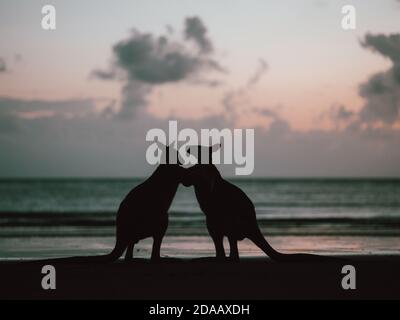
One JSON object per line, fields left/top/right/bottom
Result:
{"left": 93, "top": 17, "right": 223, "bottom": 118}
{"left": 112, "top": 31, "right": 213, "bottom": 84}
{"left": 0, "top": 58, "right": 6, "bottom": 72}
{"left": 324, "top": 33, "right": 400, "bottom": 130}
{"left": 356, "top": 33, "right": 400, "bottom": 125}
{"left": 358, "top": 69, "right": 400, "bottom": 124}
{"left": 361, "top": 33, "right": 400, "bottom": 64}
{"left": 184, "top": 16, "right": 213, "bottom": 54}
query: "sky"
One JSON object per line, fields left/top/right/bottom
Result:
{"left": 0, "top": 0, "right": 400, "bottom": 177}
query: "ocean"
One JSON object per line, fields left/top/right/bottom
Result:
{"left": 1, "top": 178, "right": 400, "bottom": 259}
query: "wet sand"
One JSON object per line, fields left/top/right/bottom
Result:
{"left": 1, "top": 235, "right": 400, "bottom": 260}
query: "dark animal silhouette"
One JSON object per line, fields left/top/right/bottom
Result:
{"left": 107, "top": 161, "right": 185, "bottom": 262}
{"left": 36, "top": 144, "right": 185, "bottom": 263}
{"left": 182, "top": 146, "right": 331, "bottom": 262}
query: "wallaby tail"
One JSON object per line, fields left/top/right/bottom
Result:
{"left": 29, "top": 238, "right": 127, "bottom": 264}
{"left": 250, "top": 230, "right": 338, "bottom": 262}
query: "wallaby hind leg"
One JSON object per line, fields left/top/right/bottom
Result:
{"left": 211, "top": 233, "right": 226, "bottom": 260}
{"left": 124, "top": 243, "right": 135, "bottom": 262}
{"left": 248, "top": 230, "right": 281, "bottom": 261}
{"left": 228, "top": 237, "right": 239, "bottom": 261}
{"left": 151, "top": 236, "right": 163, "bottom": 261}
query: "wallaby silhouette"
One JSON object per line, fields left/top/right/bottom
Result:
{"left": 182, "top": 145, "right": 332, "bottom": 262}
{"left": 108, "top": 160, "right": 185, "bottom": 262}
{"left": 36, "top": 144, "right": 185, "bottom": 263}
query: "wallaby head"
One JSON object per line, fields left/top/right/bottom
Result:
{"left": 155, "top": 163, "right": 186, "bottom": 183}
{"left": 182, "top": 164, "right": 221, "bottom": 192}
{"left": 182, "top": 144, "right": 222, "bottom": 192}
{"left": 182, "top": 145, "right": 331, "bottom": 263}
{"left": 152, "top": 141, "right": 187, "bottom": 183}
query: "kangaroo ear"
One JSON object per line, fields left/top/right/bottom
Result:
{"left": 208, "top": 144, "right": 221, "bottom": 164}
{"left": 177, "top": 150, "right": 183, "bottom": 166}
{"left": 211, "top": 143, "right": 221, "bottom": 152}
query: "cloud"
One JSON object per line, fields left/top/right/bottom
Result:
{"left": 358, "top": 70, "right": 400, "bottom": 124}
{"left": 117, "top": 81, "right": 151, "bottom": 119}
{"left": 3, "top": 29, "right": 400, "bottom": 177}
{"left": 0, "top": 58, "right": 6, "bottom": 72}
{"left": 357, "top": 33, "right": 400, "bottom": 125}
{"left": 322, "top": 33, "right": 400, "bottom": 132}
{"left": 184, "top": 16, "right": 213, "bottom": 54}
{"left": 220, "top": 58, "right": 274, "bottom": 127}
{"left": 91, "top": 69, "right": 115, "bottom": 80}
{"left": 268, "top": 118, "right": 291, "bottom": 136}
{"left": 247, "top": 59, "right": 268, "bottom": 87}
{"left": 361, "top": 33, "right": 400, "bottom": 64}
{"left": 112, "top": 31, "right": 217, "bottom": 84}
{"left": 222, "top": 87, "right": 286, "bottom": 130}
{"left": 0, "top": 97, "right": 105, "bottom": 117}
{"left": 0, "top": 97, "right": 116, "bottom": 133}
{"left": 93, "top": 17, "right": 223, "bottom": 118}
{"left": 327, "top": 104, "right": 355, "bottom": 122}
{"left": 1, "top": 94, "right": 400, "bottom": 177}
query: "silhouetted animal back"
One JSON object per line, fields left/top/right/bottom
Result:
{"left": 184, "top": 163, "right": 334, "bottom": 262}
{"left": 35, "top": 161, "right": 185, "bottom": 264}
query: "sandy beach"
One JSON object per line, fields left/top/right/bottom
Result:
{"left": 1, "top": 229, "right": 399, "bottom": 299}
{"left": 1, "top": 255, "right": 399, "bottom": 300}
{"left": 1, "top": 234, "right": 399, "bottom": 300}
